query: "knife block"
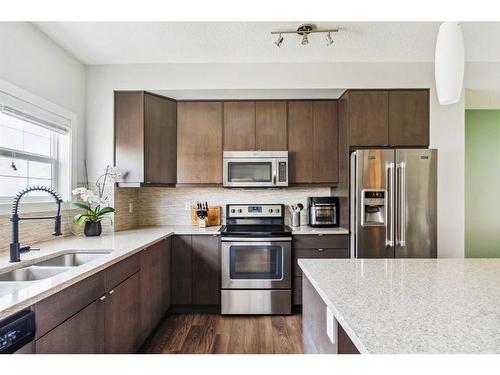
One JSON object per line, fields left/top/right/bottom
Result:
{"left": 191, "top": 206, "right": 221, "bottom": 226}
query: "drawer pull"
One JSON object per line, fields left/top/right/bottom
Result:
{"left": 109, "top": 289, "right": 115, "bottom": 295}
{"left": 317, "top": 234, "right": 324, "bottom": 237}
{"left": 317, "top": 248, "right": 325, "bottom": 252}
{"left": 99, "top": 295, "right": 106, "bottom": 301}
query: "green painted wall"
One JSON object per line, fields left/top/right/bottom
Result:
{"left": 465, "top": 110, "right": 500, "bottom": 257}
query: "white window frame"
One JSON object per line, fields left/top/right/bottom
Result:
{"left": 0, "top": 79, "right": 77, "bottom": 213}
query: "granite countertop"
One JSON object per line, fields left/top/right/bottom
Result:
{"left": 0, "top": 225, "right": 220, "bottom": 320}
{"left": 298, "top": 258, "right": 500, "bottom": 354}
{"left": 291, "top": 226, "right": 349, "bottom": 235}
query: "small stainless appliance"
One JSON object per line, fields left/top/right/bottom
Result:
{"left": 350, "top": 149, "right": 437, "bottom": 258}
{"left": 220, "top": 204, "right": 292, "bottom": 315}
{"left": 308, "top": 197, "right": 339, "bottom": 227}
{"left": 223, "top": 151, "right": 288, "bottom": 188}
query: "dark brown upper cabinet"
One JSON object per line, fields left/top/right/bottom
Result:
{"left": 177, "top": 101, "right": 223, "bottom": 184}
{"left": 388, "top": 90, "right": 429, "bottom": 147}
{"left": 348, "top": 90, "right": 389, "bottom": 147}
{"left": 115, "top": 91, "right": 177, "bottom": 186}
{"left": 312, "top": 101, "right": 338, "bottom": 183}
{"left": 288, "top": 101, "right": 339, "bottom": 184}
{"left": 223, "top": 101, "right": 256, "bottom": 151}
{"left": 223, "top": 101, "right": 288, "bottom": 152}
{"left": 255, "top": 101, "right": 288, "bottom": 151}
{"left": 346, "top": 89, "right": 430, "bottom": 148}
{"left": 288, "top": 101, "right": 314, "bottom": 183}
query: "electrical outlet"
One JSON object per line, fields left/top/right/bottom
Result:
{"left": 326, "top": 306, "right": 336, "bottom": 344}
{"left": 129, "top": 202, "right": 134, "bottom": 213}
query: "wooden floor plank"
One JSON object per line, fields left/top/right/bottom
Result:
{"left": 141, "top": 313, "right": 303, "bottom": 354}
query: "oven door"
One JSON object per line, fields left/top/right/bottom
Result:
{"left": 223, "top": 158, "right": 276, "bottom": 187}
{"left": 221, "top": 239, "right": 291, "bottom": 289}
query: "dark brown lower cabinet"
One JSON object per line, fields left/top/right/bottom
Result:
{"left": 140, "top": 240, "right": 166, "bottom": 341}
{"left": 36, "top": 298, "right": 105, "bottom": 354}
{"left": 172, "top": 235, "right": 220, "bottom": 307}
{"left": 192, "top": 235, "right": 220, "bottom": 305}
{"left": 293, "top": 234, "right": 349, "bottom": 306}
{"left": 104, "top": 272, "right": 141, "bottom": 353}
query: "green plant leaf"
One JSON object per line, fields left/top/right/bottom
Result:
{"left": 73, "top": 213, "right": 90, "bottom": 225}
{"left": 97, "top": 206, "right": 115, "bottom": 217}
{"left": 73, "top": 202, "right": 92, "bottom": 212}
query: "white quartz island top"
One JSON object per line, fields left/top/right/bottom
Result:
{"left": 0, "top": 225, "right": 221, "bottom": 320}
{"left": 298, "top": 258, "right": 500, "bottom": 354}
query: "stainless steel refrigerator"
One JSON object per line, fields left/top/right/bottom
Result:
{"left": 350, "top": 149, "right": 437, "bottom": 258}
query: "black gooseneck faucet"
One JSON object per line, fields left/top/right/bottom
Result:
{"left": 10, "top": 186, "right": 63, "bottom": 263}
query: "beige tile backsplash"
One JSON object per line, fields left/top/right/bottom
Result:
{"left": 114, "top": 186, "right": 331, "bottom": 229}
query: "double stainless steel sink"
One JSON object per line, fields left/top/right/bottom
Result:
{"left": 0, "top": 250, "right": 112, "bottom": 286}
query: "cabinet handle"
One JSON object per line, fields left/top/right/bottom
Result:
{"left": 317, "top": 248, "right": 325, "bottom": 252}
{"left": 318, "top": 234, "right": 324, "bottom": 237}
{"left": 99, "top": 295, "right": 106, "bottom": 301}
{"left": 109, "top": 289, "right": 115, "bottom": 295}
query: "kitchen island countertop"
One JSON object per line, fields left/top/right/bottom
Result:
{"left": 298, "top": 258, "right": 500, "bottom": 354}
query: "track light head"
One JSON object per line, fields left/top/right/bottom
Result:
{"left": 301, "top": 34, "right": 309, "bottom": 45}
{"left": 325, "top": 31, "right": 333, "bottom": 46}
{"left": 275, "top": 33, "right": 284, "bottom": 48}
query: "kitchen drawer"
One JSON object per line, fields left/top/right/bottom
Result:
{"left": 35, "top": 272, "right": 105, "bottom": 339}
{"left": 293, "top": 248, "right": 349, "bottom": 276}
{"left": 293, "top": 234, "right": 348, "bottom": 249}
{"left": 293, "top": 277, "right": 303, "bottom": 305}
{"left": 105, "top": 253, "right": 140, "bottom": 291}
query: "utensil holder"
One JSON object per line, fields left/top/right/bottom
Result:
{"left": 290, "top": 212, "right": 301, "bottom": 227}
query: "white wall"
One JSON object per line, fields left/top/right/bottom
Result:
{"left": 86, "top": 61, "right": 465, "bottom": 258}
{"left": 0, "top": 22, "right": 87, "bottom": 183}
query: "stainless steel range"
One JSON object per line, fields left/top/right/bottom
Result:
{"left": 220, "top": 204, "right": 292, "bottom": 315}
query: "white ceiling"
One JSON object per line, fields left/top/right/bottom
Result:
{"left": 33, "top": 22, "right": 500, "bottom": 65}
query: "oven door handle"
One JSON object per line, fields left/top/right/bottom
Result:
{"left": 220, "top": 237, "right": 292, "bottom": 242}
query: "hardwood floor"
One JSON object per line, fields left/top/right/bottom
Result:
{"left": 140, "top": 313, "right": 303, "bottom": 354}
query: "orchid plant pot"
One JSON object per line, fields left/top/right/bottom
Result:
{"left": 84, "top": 221, "right": 102, "bottom": 237}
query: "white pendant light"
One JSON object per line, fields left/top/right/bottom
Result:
{"left": 435, "top": 22, "right": 465, "bottom": 105}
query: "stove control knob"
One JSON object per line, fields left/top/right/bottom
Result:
{"left": 231, "top": 209, "right": 235, "bottom": 213}
{"left": 276, "top": 209, "right": 280, "bottom": 213}
{"left": 269, "top": 208, "right": 273, "bottom": 213}
{"left": 238, "top": 209, "right": 242, "bottom": 213}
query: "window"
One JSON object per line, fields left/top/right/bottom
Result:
{"left": 0, "top": 82, "right": 73, "bottom": 203}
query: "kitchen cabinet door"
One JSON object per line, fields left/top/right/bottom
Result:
{"left": 144, "top": 93, "right": 177, "bottom": 184}
{"left": 348, "top": 90, "right": 389, "bottom": 147}
{"left": 105, "top": 272, "right": 141, "bottom": 354}
{"left": 223, "top": 101, "right": 256, "bottom": 151}
{"left": 255, "top": 101, "right": 287, "bottom": 151}
{"left": 115, "top": 91, "right": 145, "bottom": 185}
{"left": 161, "top": 237, "right": 172, "bottom": 314}
{"left": 312, "top": 101, "right": 338, "bottom": 183}
{"left": 177, "top": 101, "right": 223, "bottom": 184}
{"left": 288, "top": 101, "right": 313, "bottom": 183}
{"left": 36, "top": 298, "right": 105, "bottom": 354}
{"left": 140, "top": 241, "right": 163, "bottom": 340}
{"left": 171, "top": 235, "right": 193, "bottom": 304}
{"left": 388, "top": 90, "right": 429, "bottom": 147}
{"left": 192, "top": 235, "right": 220, "bottom": 305}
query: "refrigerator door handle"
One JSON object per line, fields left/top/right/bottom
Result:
{"left": 397, "top": 162, "right": 407, "bottom": 247}
{"left": 385, "top": 162, "right": 395, "bottom": 247}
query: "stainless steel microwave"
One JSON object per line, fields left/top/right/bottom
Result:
{"left": 223, "top": 151, "right": 288, "bottom": 188}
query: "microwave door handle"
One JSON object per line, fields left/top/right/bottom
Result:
{"left": 273, "top": 160, "right": 277, "bottom": 185}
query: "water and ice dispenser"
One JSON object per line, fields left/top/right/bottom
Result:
{"left": 361, "top": 190, "right": 386, "bottom": 226}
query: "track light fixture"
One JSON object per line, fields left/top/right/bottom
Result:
{"left": 271, "top": 24, "right": 339, "bottom": 47}
{"left": 274, "top": 33, "right": 284, "bottom": 48}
